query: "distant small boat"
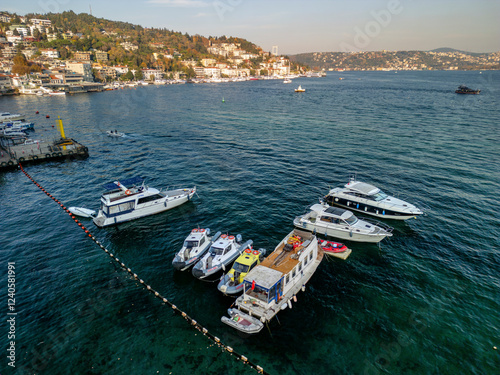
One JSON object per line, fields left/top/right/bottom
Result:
{"left": 106, "top": 130, "right": 124, "bottom": 137}
{"left": 283, "top": 78, "right": 292, "bottom": 84}
{"left": 68, "top": 207, "right": 96, "bottom": 218}
{"left": 295, "top": 85, "right": 305, "bottom": 92}
{"left": 455, "top": 85, "right": 480, "bottom": 94}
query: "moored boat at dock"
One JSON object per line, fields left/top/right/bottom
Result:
{"left": 0, "top": 112, "right": 25, "bottom": 123}
{"left": 323, "top": 175, "right": 423, "bottom": 220}
{"left": 293, "top": 202, "right": 393, "bottom": 243}
{"left": 92, "top": 176, "right": 196, "bottom": 227}
{"left": 221, "top": 229, "right": 323, "bottom": 334}
{"left": 192, "top": 234, "right": 253, "bottom": 280}
{"left": 217, "top": 247, "right": 266, "bottom": 295}
{"left": 172, "top": 228, "right": 221, "bottom": 271}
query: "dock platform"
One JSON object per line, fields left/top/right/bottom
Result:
{"left": 0, "top": 137, "right": 89, "bottom": 170}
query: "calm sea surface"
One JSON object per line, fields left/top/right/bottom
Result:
{"left": 1, "top": 71, "right": 499, "bottom": 375}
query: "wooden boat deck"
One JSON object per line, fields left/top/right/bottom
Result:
{"left": 259, "top": 229, "right": 316, "bottom": 275}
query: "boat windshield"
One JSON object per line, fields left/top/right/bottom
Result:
{"left": 184, "top": 240, "right": 198, "bottom": 248}
{"left": 372, "top": 191, "right": 388, "bottom": 201}
{"left": 233, "top": 262, "right": 250, "bottom": 273}
{"left": 344, "top": 216, "right": 358, "bottom": 225}
{"left": 210, "top": 246, "right": 226, "bottom": 256}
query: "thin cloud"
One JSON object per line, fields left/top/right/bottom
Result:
{"left": 147, "top": 0, "right": 210, "bottom": 7}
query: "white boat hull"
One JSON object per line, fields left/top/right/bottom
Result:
{"left": 68, "top": 207, "right": 96, "bottom": 218}
{"left": 93, "top": 188, "right": 195, "bottom": 227}
{"left": 293, "top": 217, "right": 389, "bottom": 243}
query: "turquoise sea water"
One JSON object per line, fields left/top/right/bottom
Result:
{"left": 1, "top": 71, "right": 499, "bottom": 375}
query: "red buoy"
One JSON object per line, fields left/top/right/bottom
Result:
{"left": 36, "top": 111, "right": 39, "bottom": 114}
{"left": 46, "top": 115, "right": 50, "bottom": 118}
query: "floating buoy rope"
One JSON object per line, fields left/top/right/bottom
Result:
{"left": 19, "top": 163, "right": 268, "bottom": 375}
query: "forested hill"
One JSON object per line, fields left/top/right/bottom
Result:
{"left": 23, "top": 10, "right": 262, "bottom": 66}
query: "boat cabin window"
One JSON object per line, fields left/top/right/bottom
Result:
{"left": 373, "top": 192, "right": 388, "bottom": 201}
{"left": 184, "top": 240, "right": 198, "bottom": 249}
{"left": 107, "top": 201, "right": 134, "bottom": 215}
{"left": 320, "top": 216, "right": 333, "bottom": 223}
{"left": 299, "top": 262, "right": 302, "bottom": 272}
{"left": 233, "top": 262, "right": 250, "bottom": 273}
{"left": 344, "top": 216, "right": 358, "bottom": 225}
{"left": 137, "top": 194, "right": 164, "bottom": 204}
{"left": 292, "top": 268, "right": 296, "bottom": 278}
{"left": 304, "top": 257, "right": 308, "bottom": 266}
{"left": 199, "top": 237, "right": 205, "bottom": 246}
{"left": 245, "top": 282, "right": 268, "bottom": 302}
{"left": 210, "top": 246, "right": 227, "bottom": 256}
{"left": 285, "top": 274, "right": 290, "bottom": 285}
{"left": 309, "top": 252, "right": 313, "bottom": 261}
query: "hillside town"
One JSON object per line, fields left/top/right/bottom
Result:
{"left": 0, "top": 11, "right": 309, "bottom": 95}
{"left": 291, "top": 50, "right": 500, "bottom": 71}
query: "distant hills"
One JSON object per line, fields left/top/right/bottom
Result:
{"left": 290, "top": 49, "right": 500, "bottom": 71}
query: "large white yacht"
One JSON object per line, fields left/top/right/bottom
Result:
{"left": 93, "top": 177, "right": 196, "bottom": 227}
{"left": 324, "top": 176, "right": 423, "bottom": 220}
{"left": 221, "top": 229, "right": 323, "bottom": 334}
{"left": 293, "top": 203, "right": 393, "bottom": 243}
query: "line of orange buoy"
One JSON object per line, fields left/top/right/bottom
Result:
{"left": 19, "top": 163, "right": 268, "bottom": 375}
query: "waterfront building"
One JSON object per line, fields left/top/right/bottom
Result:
{"left": 66, "top": 62, "right": 93, "bottom": 82}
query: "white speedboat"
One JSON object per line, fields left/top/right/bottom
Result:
{"left": 293, "top": 203, "right": 393, "bottom": 243}
{"left": 92, "top": 176, "right": 196, "bottom": 227}
{"left": 2, "top": 121, "right": 35, "bottom": 131}
{"left": 0, "top": 112, "right": 25, "bottom": 123}
{"left": 106, "top": 130, "right": 124, "bottom": 137}
{"left": 2, "top": 128, "right": 26, "bottom": 137}
{"left": 192, "top": 234, "right": 253, "bottom": 280}
{"left": 324, "top": 175, "right": 423, "bottom": 220}
{"left": 172, "top": 228, "right": 221, "bottom": 271}
{"left": 68, "top": 207, "right": 96, "bottom": 218}
{"left": 221, "top": 229, "right": 323, "bottom": 334}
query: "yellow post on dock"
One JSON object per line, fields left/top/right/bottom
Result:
{"left": 56, "top": 116, "right": 66, "bottom": 139}
{"left": 56, "top": 116, "right": 67, "bottom": 150}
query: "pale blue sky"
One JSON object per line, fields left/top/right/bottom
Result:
{"left": 4, "top": 0, "right": 499, "bottom": 54}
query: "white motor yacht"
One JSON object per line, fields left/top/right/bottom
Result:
{"left": 324, "top": 175, "right": 423, "bottom": 220}
{"left": 293, "top": 203, "right": 393, "bottom": 243}
{"left": 221, "top": 229, "right": 323, "bottom": 334}
{"left": 172, "top": 228, "right": 221, "bottom": 271}
{"left": 93, "top": 176, "right": 196, "bottom": 227}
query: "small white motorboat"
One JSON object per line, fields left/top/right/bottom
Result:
{"left": 295, "top": 85, "right": 305, "bottom": 92}
{"left": 106, "top": 130, "right": 124, "bottom": 137}
{"left": 192, "top": 234, "right": 253, "bottom": 280}
{"left": 172, "top": 228, "right": 221, "bottom": 271}
{"left": 68, "top": 207, "right": 96, "bottom": 218}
